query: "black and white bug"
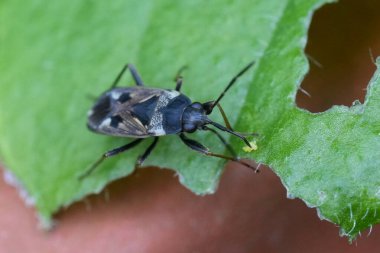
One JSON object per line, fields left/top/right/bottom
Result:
{"left": 81, "top": 62, "right": 257, "bottom": 178}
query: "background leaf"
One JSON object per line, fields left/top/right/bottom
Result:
{"left": 1, "top": 0, "right": 379, "bottom": 239}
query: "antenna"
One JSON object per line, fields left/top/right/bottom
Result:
{"left": 205, "top": 119, "right": 252, "bottom": 148}
{"left": 207, "top": 61, "right": 255, "bottom": 113}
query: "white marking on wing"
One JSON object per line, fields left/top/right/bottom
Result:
{"left": 99, "top": 118, "right": 111, "bottom": 129}
{"left": 87, "top": 109, "right": 94, "bottom": 117}
{"left": 111, "top": 91, "right": 122, "bottom": 100}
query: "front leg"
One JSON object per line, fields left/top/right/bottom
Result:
{"left": 179, "top": 133, "right": 257, "bottom": 171}
{"left": 202, "top": 126, "right": 237, "bottom": 157}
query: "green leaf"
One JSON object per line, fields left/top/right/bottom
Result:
{"left": 1, "top": 0, "right": 379, "bottom": 239}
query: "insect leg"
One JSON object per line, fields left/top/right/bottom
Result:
{"left": 213, "top": 103, "right": 259, "bottom": 137}
{"left": 79, "top": 139, "right": 144, "bottom": 179}
{"left": 179, "top": 133, "right": 257, "bottom": 171}
{"left": 135, "top": 137, "right": 159, "bottom": 167}
{"left": 202, "top": 126, "right": 237, "bottom": 157}
{"left": 215, "top": 103, "right": 233, "bottom": 130}
{"left": 202, "top": 101, "right": 233, "bottom": 130}
{"left": 110, "top": 64, "right": 144, "bottom": 89}
{"left": 175, "top": 77, "right": 183, "bottom": 91}
{"left": 174, "top": 66, "right": 187, "bottom": 91}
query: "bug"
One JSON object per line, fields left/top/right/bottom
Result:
{"left": 80, "top": 61, "right": 257, "bottom": 179}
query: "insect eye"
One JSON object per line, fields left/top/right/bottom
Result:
{"left": 191, "top": 102, "right": 203, "bottom": 109}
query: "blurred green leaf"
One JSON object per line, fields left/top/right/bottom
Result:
{"left": 1, "top": 0, "right": 379, "bottom": 239}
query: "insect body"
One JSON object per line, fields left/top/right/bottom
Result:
{"left": 88, "top": 87, "right": 191, "bottom": 137}
{"left": 81, "top": 62, "right": 256, "bottom": 178}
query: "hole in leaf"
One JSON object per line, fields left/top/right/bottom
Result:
{"left": 296, "top": 0, "right": 380, "bottom": 113}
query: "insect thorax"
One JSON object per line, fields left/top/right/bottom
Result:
{"left": 148, "top": 91, "right": 192, "bottom": 135}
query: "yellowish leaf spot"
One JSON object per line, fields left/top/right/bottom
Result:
{"left": 243, "top": 141, "right": 258, "bottom": 153}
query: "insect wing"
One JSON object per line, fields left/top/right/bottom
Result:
{"left": 88, "top": 87, "right": 162, "bottom": 138}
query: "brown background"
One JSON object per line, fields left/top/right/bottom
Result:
{"left": 1, "top": 0, "right": 380, "bottom": 252}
